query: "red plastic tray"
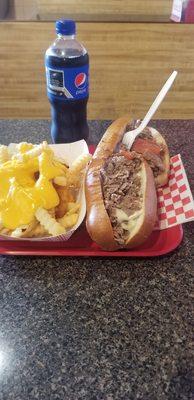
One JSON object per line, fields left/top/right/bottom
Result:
{"left": 0, "top": 222, "right": 183, "bottom": 257}
{"left": 0, "top": 145, "right": 183, "bottom": 257}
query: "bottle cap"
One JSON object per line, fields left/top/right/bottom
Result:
{"left": 56, "top": 19, "right": 76, "bottom": 36}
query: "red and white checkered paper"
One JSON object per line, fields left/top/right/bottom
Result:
{"left": 156, "top": 154, "right": 194, "bottom": 230}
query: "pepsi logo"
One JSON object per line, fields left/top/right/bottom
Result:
{"left": 75, "top": 73, "right": 87, "bottom": 89}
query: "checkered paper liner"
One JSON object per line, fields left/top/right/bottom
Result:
{"left": 156, "top": 154, "right": 194, "bottom": 230}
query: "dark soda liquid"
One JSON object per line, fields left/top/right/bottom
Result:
{"left": 45, "top": 53, "right": 89, "bottom": 144}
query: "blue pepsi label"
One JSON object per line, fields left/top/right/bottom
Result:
{"left": 46, "top": 63, "right": 89, "bottom": 101}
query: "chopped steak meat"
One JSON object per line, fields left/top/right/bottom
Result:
{"left": 138, "top": 129, "right": 154, "bottom": 141}
{"left": 125, "top": 122, "right": 165, "bottom": 177}
{"left": 126, "top": 119, "right": 141, "bottom": 131}
{"left": 143, "top": 151, "right": 165, "bottom": 177}
{"left": 127, "top": 120, "right": 154, "bottom": 140}
{"left": 101, "top": 153, "right": 142, "bottom": 246}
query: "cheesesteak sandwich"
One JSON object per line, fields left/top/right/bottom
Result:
{"left": 85, "top": 115, "right": 158, "bottom": 251}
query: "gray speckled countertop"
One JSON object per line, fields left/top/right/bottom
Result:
{"left": 0, "top": 120, "right": 193, "bottom": 400}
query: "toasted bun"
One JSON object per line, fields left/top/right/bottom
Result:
{"left": 85, "top": 116, "right": 157, "bottom": 251}
{"left": 148, "top": 127, "right": 170, "bottom": 187}
{"left": 125, "top": 160, "right": 157, "bottom": 249}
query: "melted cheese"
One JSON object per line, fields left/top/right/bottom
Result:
{"left": 115, "top": 208, "right": 142, "bottom": 232}
{"left": 0, "top": 147, "right": 66, "bottom": 230}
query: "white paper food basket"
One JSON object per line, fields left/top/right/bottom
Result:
{"left": 0, "top": 140, "right": 89, "bottom": 242}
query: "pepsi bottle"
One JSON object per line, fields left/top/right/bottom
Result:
{"left": 45, "top": 19, "right": 89, "bottom": 143}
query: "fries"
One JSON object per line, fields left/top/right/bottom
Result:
{"left": 24, "top": 223, "right": 48, "bottom": 238}
{"left": 58, "top": 213, "right": 79, "bottom": 229}
{"left": 35, "top": 208, "right": 66, "bottom": 236}
{"left": 10, "top": 219, "right": 37, "bottom": 238}
{"left": 0, "top": 141, "right": 90, "bottom": 239}
{"left": 53, "top": 176, "right": 67, "bottom": 186}
{"left": 58, "top": 202, "right": 80, "bottom": 228}
{"left": 67, "top": 202, "right": 80, "bottom": 214}
{"left": 13, "top": 141, "right": 50, "bottom": 162}
{"left": 0, "top": 227, "right": 12, "bottom": 236}
{"left": 0, "top": 145, "right": 9, "bottom": 164}
{"left": 70, "top": 153, "right": 91, "bottom": 173}
{"left": 67, "top": 153, "right": 92, "bottom": 186}
{"left": 55, "top": 186, "right": 75, "bottom": 219}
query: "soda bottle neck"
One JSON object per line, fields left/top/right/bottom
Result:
{"left": 57, "top": 33, "right": 75, "bottom": 40}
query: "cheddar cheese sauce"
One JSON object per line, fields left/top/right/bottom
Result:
{"left": 0, "top": 143, "right": 67, "bottom": 230}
